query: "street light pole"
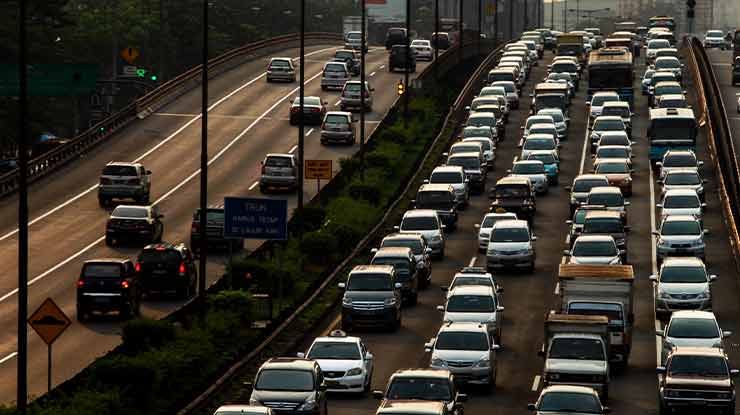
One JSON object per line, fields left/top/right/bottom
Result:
{"left": 524, "top": 0, "right": 528, "bottom": 31}
{"left": 458, "top": 0, "right": 463, "bottom": 62}
{"left": 404, "top": 0, "right": 410, "bottom": 126}
{"left": 434, "top": 0, "right": 439, "bottom": 80}
{"left": 478, "top": 0, "right": 482, "bottom": 54}
{"left": 494, "top": 0, "right": 499, "bottom": 45}
{"left": 198, "top": 0, "right": 209, "bottom": 303}
{"left": 17, "top": 0, "right": 29, "bottom": 412}
{"left": 551, "top": 0, "right": 554, "bottom": 30}
{"left": 360, "top": 0, "right": 366, "bottom": 169}
{"left": 576, "top": 0, "right": 580, "bottom": 29}
{"left": 508, "top": 0, "right": 514, "bottom": 40}
{"left": 298, "top": 0, "right": 305, "bottom": 216}
{"left": 563, "top": 0, "right": 568, "bottom": 32}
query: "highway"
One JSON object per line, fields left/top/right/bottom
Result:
{"left": 0, "top": 42, "right": 432, "bottom": 403}
{"left": 291, "top": 47, "right": 740, "bottom": 414}
{"left": 707, "top": 49, "right": 740, "bottom": 149}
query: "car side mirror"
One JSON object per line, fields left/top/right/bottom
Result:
{"left": 701, "top": 203, "right": 707, "bottom": 208}
{"left": 372, "top": 390, "right": 384, "bottom": 399}
{"left": 465, "top": 106, "right": 471, "bottom": 111}
{"left": 703, "top": 179, "right": 709, "bottom": 184}
{"left": 296, "top": 352, "right": 306, "bottom": 358}
{"left": 338, "top": 282, "right": 346, "bottom": 289}
{"left": 531, "top": 236, "right": 537, "bottom": 241}
{"left": 497, "top": 287, "right": 504, "bottom": 293}
{"left": 393, "top": 225, "right": 400, "bottom": 231}
{"left": 698, "top": 161, "right": 705, "bottom": 166}
{"left": 440, "top": 286, "right": 449, "bottom": 292}
{"left": 496, "top": 306, "right": 505, "bottom": 312}
{"left": 603, "top": 407, "right": 611, "bottom": 414}
{"left": 710, "top": 275, "right": 718, "bottom": 282}
{"left": 527, "top": 403, "right": 537, "bottom": 411}
{"left": 656, "top": 329, "right": 665, "bottom": 337}
{"left": 564, "top": 186, "right": 571, "bottom": 191}
{"left": 157, "top": 214, "right": 165, "bottom": 219}
{"left": 723, "top": 330, "right": 733, "bottom": 337}
{"left": 491, "top": 344, "right": 501, "bottom": 351}
{"left": 243, "top": 381, "right": 254, "bottom": 390}
{"left": 624, "top": 201, "right": 630, "bottom": 206}
{"left": 436, "top": 305, "right": 445, "bottom": 312}
{"left": 656, "top": 203, "right": 662, "bottom": 208}
{"left": 394, "top": 283, "right": 402, "bottom": 289}
{"left": 656, "top": 366, "right": 666, "bottom": 374}
{"left": 426, "top": 247, "right": 433, "bottom": 254}
{"left": 537, "top": 349, "right": 546, "bottom": 357}
{"left": 456, "top": 393, "right": 468, "bottom": 403}
{"left": 704, "top": 229, "right": 710, "bottom": 235}
{"left": 624, "top": 225, "right": 631, "bottom": 231}
{"left": 562, "top": 250, "right": 571, "bottom": 256}
{"left": 370, "top": 248, "right": 379, "bottom": 254}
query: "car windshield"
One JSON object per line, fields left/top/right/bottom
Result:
{"left": 573, "top": 179, "right": 608, "bottom": 192}
{"left": 583, "top": 219, "right": 622, "bottom": 233}
{"left": 661, "top": 220, "right": 701, "bottom": 236}
{"left": 83, "top": 263, "right": 121, "bottom": 278}
{"left": 307, "top": 342, "right": 361, "bottom": 360}
{"left": 526, "top": 118, "right": 553, "bottom": 128}
{"left": 435, "top": 332, "right": 489, "bottom": 351}
{"left": 668, "top": 355, "right": 728, "bottom": 377}
{"left": 538, "top": 392, "right": 602, "bottom": 413}
{"left": 372, "top": 257, "right": 411, "bottom": 279}
{"left": 666, "top": 172, "right": 701, "bottom": 185}
{"left": 593, "top": 119, "right": 624, "bottom": 131}
{"left": 465, "top": 139, "right": 491, "bottom": 152}
{"left": 491, "top": 227, "right": 529, "bottom": 242}
{"left": 530, "top": 127, "right": 555, "bottom": 135}
{"left": 656, "top": 59, "right": 679, "bottom": 69}
{"left": 448, "top": 157, "right": 480, "bottom": 170}
{"left": 658, "top": 98, "right": 687, "bottom": 108}
{"left": 386, "top": 378, "right": 451, "bottom": 401}
{"left": 112, "top": 207, "right": 148, "bottom": 218}
{"left": 451, "top": 145, "right": 480, "bottom": 154}
{"left": 102, "top": 165, "right": 137, "bottom": 176}
{"left": 600, "top": 136, "right": 630, "bottom": 147}
{"left": 664, "top": 195, "right": 699, "bottom": 209}
{"left": 270, "top": 59, "right": 291, "bottom": 68}
{"left": 667, "top": 318, "right": 720, "bottom": 338}
{"left": 595, "top": 163, "right": 629, "bottom": 174}
{"left": 661, "top": 266, "right": 707, "bottom": 283}
{"left": 468, "top": 116, "right": 496, "bottom": 128}
{"left": 651, "top": 75, "right": 676, "bottom": 85}
{"left": 539, "top": 111, "right": 564, "bottom": 122}
{"left": 549, "top": 338, "right": 605, "bottom": 360}
{"left": 347, "top": 32, "right": 361, "bottom": 40}
{"left": 381, "top": 239, "right": 423, "bottom": 255}
{"left": 523, "top": 139, "right": 555, "bottom": 150}
{"left": 602, "top": 107, "right": 630, "bottom": 117}
{"left": 568, "top": 302, "right": 623, "bottom": 325}
{"left": 344, "top": 83, "right": 363, "bottom": 92}
{"left": 528, "top": 154, "right": 556, "bottom": 164}
{"left": 655, "top": 85, "right": 682, "bottom": 96}
{"left": 551, "top": 63, "right": 576, "bottom": 72}
{"left": 573, "top": 210, "right": 591, "bottom": 224}
{"left": 402, "top": 216, "right": 438, "bottom": 231}
{"left": 573, "top": 240, "right": 617, "bottom": 256}
{"left": 706, "top": 30, "right": 723, "bottom": 37}
{"left": 336, "top": 51, "right": 353, "bottom": 60}
{"left": 495, "top": 83, "right": 515, "bottom": 93}
{"left": 597, "top": 148, "right": 629, "bottom": 158}
{"left": 430, "top": 171, "right": 463, "bottom": 184}
{"left": 139, "top": 250, "right": 180, "bottom": 266}
{"left": 513, "top": 163, "right": 545, "bottom": 174}
{"left": 265, "top": 157, "right": 292, "bottom": 167}
{"left": 446, "top": 294, "right": 495, "bottom": 312}
{"left": 664, "top": 154, "right": 697, "bottom": 167}
{"left": 643, "top": 70, "right": 655, "bottom": 80}
{"left": 451, "top": 276, "right": 493, "bottom": 288}
{"left": 495, "top": 186, "right": 529, "bottom": 198}
{"left": 463, "top": 127, "right": 493, "bottom": 139}
{"left": 293, "top": 97, "right": 321, "bottom": 107}
{"left": 347, "top": 274, "right": 393, "bottom": 291}
{"left": 255, "top": 369, "right": 314, "bottom": 391}
{"left": 592, "top": 96, "right": 618, "bottom": 106}
{"left": 587, "top": 193, "right": 623, "bottom": 207}
{"left": 417, "top": 191, "right": 453, "bottom": 209}
{"left": 649, "top": 40, "right": 670, "bottom": 49}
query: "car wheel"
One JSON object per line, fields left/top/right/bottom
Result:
{"left": 98, "top": 196, "right": 107, "bottom": 207}
{"left": 105, "top": 235, "right": 114, "bottom": 246}
{"left": 76, "top": 306, "right": 87, "bottom": 322}
{"left": 410, "top": 292, "right": 419, "bottom": 306}
{"left": 259, "top": 184, "right": 268, "bottom": 193}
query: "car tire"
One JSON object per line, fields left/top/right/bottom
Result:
{"left": 98, "top": 196, "right": 107, "bottom": 207}
{"left": 105, "top": 235, "right": 114, "bottom": 246}
{"left": 259, "top": 184, "right": 268, "bottom": 193}
{"left": 140, "top": 193, "right": 150, "bottom": 205}
{"left": 76, "top": 306, "right": 88, "bottom": 322}
{"left": 410, "top": 292, "right": 419, "bottom": 306}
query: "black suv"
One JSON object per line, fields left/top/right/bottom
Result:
{"left": 385, "top": 27, "right": 408, "bottom": 50}
{"left": 136, "top": 242, "right": 197, "bottom": 298}
{"left": 489, "top": 177, "right": 536, "bottom": 221}
{"left": 76, "top": 259, "right": 141, "bottom": 321}
{"left": 389, "top": 45, "right": 416, "bottom": 73}
{"left": 190, "top": 205, "right": 241, "bottom": 253}
{"left": 248, "top": 357, "right": 328, "bottom": 415}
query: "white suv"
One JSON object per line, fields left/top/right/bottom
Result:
{"left": 486, "top": 219, "right": 536, "bottom": 272}
{"left": 437, "top": 285, "right": 504, "bottom": 343}
{"left": 426, "top": 322, "right": 500, "bottom": 388}
{"left": 651, "top": 257, "right": 715, "bottom": 317}
{"left": 475, "top": 212, "right": 517, "bottom": 251}
{"left": 396, "top": 210, "right": 446, "bottom": 258}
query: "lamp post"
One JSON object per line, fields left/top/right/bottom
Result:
{"left": 404, "top": 0, "right": 410, "bottom": 125}
{"left": 198, "top": 0, "right": 209, "bottom": 304}
{"left": 297, "top": 1, "right": 305, "bottom": 219}
{"left": 434, "top": 0, "right": 439, "bottom": 79}
{"left": 360, "top": 0, "right": 366, "bottom": 175}
{"left": 17, "top": 0, "right": 28, "bottom": 412}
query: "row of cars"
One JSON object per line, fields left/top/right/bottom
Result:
{"left": 210, "top": 30, "right": 560, "bottom": 415}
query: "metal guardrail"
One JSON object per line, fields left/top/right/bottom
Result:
{"left": 685, "top": 38, "right": 740, "bottom": 259}
{"left": 0, "top": 32, "right": 343, "bottom": 199}
{"left": 179, "top": 39, "right": 507, "bottom": 415}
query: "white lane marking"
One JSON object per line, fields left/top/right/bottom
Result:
{"left": 655, "top": 319, "right": 663, "bottom": 367}
{"left": 554, "top": 282, "right": 560, "bottom": 295}
{"left": 579, "top": 118, "right": 591, "bottom": 174}
{"left": 0, "top": 71, "right": 326, "bottom": 305}
{"left": 369, "top": 71, "right": 377, "bottom": 77}
{"left": 289, "top": 145, "right": 298, "bottom": 154}
{"left": 305, "top": 128, "right": 314, "bottom": 136}
{"left": 0, "top": 46, "right": 340, "bottom": 244}
{"left": 0, "top": 352, "right": 17, "bottom": 365}
{"left": 468, "top": 256, "right": 477, "bottom": 267}
{"left": 650, "top": 164, "right": 663, "bottom": 369}
{"left": 379, "top": 65, "right": 386, "bottom": 69}
{"left": 334, "top": 99, "right": 342, "bottom": 106}
{"left": 531, "top": 375, "right": 541, "bottom": 391}
{"left": 249, "top": 181, "right": 259, "bottom": 191}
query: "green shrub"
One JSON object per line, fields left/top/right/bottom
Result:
{"left": 229, "top": 257, "right": 294, "bottom": 294}
{"left": 121, "top": 318, "right": 176, "bottom": 353}
{"left": 33, "top": 390, "right": 125, "bottom": 415}
{"left": 289, "top": 206, "right": 326, "bottom": 234}
{"left": 300, "top": 231, "right": 338, "bottom": 264}
{"left": 348, "top": 183, "right": 381, "bottom": 205}
{"left": 88, "top": 355, "right": 158, "bottom": 409}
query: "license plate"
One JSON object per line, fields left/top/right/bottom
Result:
{"left": 325, "top": 380, "right": 340, "bottom": 387}
{"left": 93, "top": 297, "right": 110, "bottom": 304}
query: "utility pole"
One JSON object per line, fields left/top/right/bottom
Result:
{"left": 198, "top": 0, "right": 209, "bottom": 303}
{"left": 563, "top": 0, "right": 568, "bottom": 32}
{"left": 494, "top": 0, "right": 499, "bottom": 45}
{"left": 298, "top": 0, "right": 305, "bottom": 213}
{"left": 404, "top": 0, "right": 410, "bottom": 125}
{"left": 17, "top": 0, "right": 28, "bottom": 412}
{"left": 478, "top": 0, "right": 482, "bottom": 54}
{"left": 360, "top": 0, "right": 366, "bottom": 176}
{"left": 508, "top": 0, "right": 514, "bottom": 40}
{"left": 576, "top": 0, "right": 580, "bottom": 29}
{"left": 458, "top": 0, "right": 464, "bottom": 62}
{"left": 551, "top": 0, "right": 555, "bottom": 29}
{"left": 434, "top": 0, "right": 439, "bottom": 80}
{"left": 524, "top": 0, "right": 529, "bottom": 31}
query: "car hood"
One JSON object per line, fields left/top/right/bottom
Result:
{"left": 660, "top": 234, "right": 702, "bottom": 244}
{"left": 545, "top": 359, "right": 607, "bottom": 374}
{"left": 443, "top": 311, "right": 498, "bottom": 324}
{"left": 665, "top": 376, "right": 731, "bottom": 389}
{"left": 345, "top": 291, "right": 395, "bottom": 301}
{"left": 313, "top": 359, "right": 364, "bottom": 372}
{"left": 569, "top": 256, "right": 620, "bottom": 265}
{"left": 664, "top": 184, "right": 703, "bottom": 193}
{"left": 604, "top": 173, "right": 631, "bottom": 182}
{"left": 489, "top": 241, "right": 531, "bottom": 252}
{"left": 665, "top": 337, "right": 721, "bottom": 349}
{"left": 250, "top": 390, "right": 314, "bottom": 404}
{"left": 661, "top": 207, "right": 701, "bottom": 217}
{"left": 432, "top": 349, "right": 489, "bottom": 362}
{"left": 401, "top": 229, "right": 441, "bottom": 240}
{"left": 660, "top": 282, "right": 708, "bottom": 295}
{"left": 511, "top": 173, "right": 547, "bottom": 183}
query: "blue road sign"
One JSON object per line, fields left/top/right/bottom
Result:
{"left": 224, "top": 197, "right": 288, "bottom": 240}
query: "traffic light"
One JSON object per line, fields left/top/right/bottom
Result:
{"left": 686, "top": 0, "right": 696, "bottom": 18}
{"left": 397, "top": 79, "right": 405, "bottom": 96}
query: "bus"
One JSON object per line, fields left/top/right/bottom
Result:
{"left": 649, "top": 16, "right": 676, "bottom": 32}
{"left": 587, "top": 48, "right": 634, "bottom": 106}
{"left": 647, "top": 108, "right": 698, "bottom": 162}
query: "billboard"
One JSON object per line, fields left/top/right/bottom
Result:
{"left": 367, "top": 0, "right": 406, "bottom": 23}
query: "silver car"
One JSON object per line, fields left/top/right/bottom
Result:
{"left": 564, "top": 235, "right": 622, "bottom": 265}
{"left": 320, "top": 111, "right": 356, "bottom": 145}
{"left": 486, "top": 219, "right": 536, "bottom": 272}
{"left": 536, "top": 108, "right": 568, "bottom": 139}
{"left": 259, "top": 153, "right": 298, "bottom": 192}
{"left": 657, "top": 311, "right": 730, "bottom": 364}
{"left": 658, "top": 188, "right": 705, "bottom": 221}
{"left": 509, "top": 160, "right": 549, "bottom": 194}
{"left": 651, "top": 257, "right": 715, "bottom": 317}
{"left": 491, "top": 81, "right": 520, "bottom": 109}
{"left": 426, "top": 322, "right": 500, "bottom": 387}
{"left": 657, "top": 150, "right": 703, "bottom": 179}
{"left": 661, "top": 169, "right": 707, "bottom": 201}
{"left": 396, "top": 209, "right": 446, "bottom": 258}
{"left": 566, "top": 174, "right": 610, "bottom": 214}
{"left": 340, "top": 81, "right": 374, "bottom": 112}
{"left": 528, "top": 385, "right": 608, "bottom": 415}
{"left": 266, "top": 57, "right": 296, "bottom": 82}
{"left": 654, "top": 215, "right": 707, "bottom": 263}
{"left": 588, "top": 91, "right": 620, "bottom": 121}
{"left": 475, "top": 212, "right": 517, "bottom": 251}
{"left": 320, "top": 61, "right": 350, "bottom": 91}
{"left": 428, "top": 165, "right": 469, "bottom": 206}
{"left": 436, "top": 285, "right": 504, "bottom": 343}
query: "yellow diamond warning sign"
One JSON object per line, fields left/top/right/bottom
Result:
{"left": 28, "top": 298, "right": 71, "bottom": 345}
{"left": 120, "top": 47, "right": 140, "bottom": 64}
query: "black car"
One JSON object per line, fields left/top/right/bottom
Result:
{"left": 105, "top": 204, "right": 164, "bottom": 246}
{"left": 289, "top": 96, "right": 327, "bottom": 125}
{"left": 432, "top": 32, "right": 451, "bottom": 50}
{"left": 389, "top": 45, "right": 416, "bottom": 73}
{"left": 385, "top": 27, "right": 408, "bottom": 50}
{"left": 136, "top": 242, "right": 197, "bottom": 298}
{"left": 76, "top": 259, "right": 141, "bottom": 321}
{"left": 190, "top": 205, "right": 241, "bottom": 254}
{"left": 334, "top": 49, "right": 360, "bottom": 75}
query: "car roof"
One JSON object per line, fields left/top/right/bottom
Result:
{"left": 497, "top": 176, "right": 531, "bottom": 185}
{"left": 325, "top": 111, "right": 352, "bottom": 117}
{"left": 669, "top": 347, "right": 726, "bottom": 358}
{"left": 665, "top": 149, "right": 696, "bottom": 156}
{"left": 594, "top": 158, "right": 630, "bottom": 165}
{"left": 432, "top": 165, "right": 465, "bottom": 174}
{"left": 351, "top": 264, "right": 395, "bottom": 274}
{"left": 448, "top": 151, "right": 481, "bottom": 159}
{"left": 657, "top": 94, "right": 686, "bottom": 100}
{"left": 270, "top": 57, "right": 292, "bottom": 62}
{"left": 664, "top": 188, "right": 700, "bottom": 196}
{"left": 602, "top": 101, "right": 630, "bottom": 108}
{"left": 529, "top": 123, "right": 556, "bottom": 130}
{"left": 655, "top": 81, "right": 681, "bottom": 88}
{"left": 112, "top": 204, "right": 150, "bottom": 212}
{"left": 391, "top": 368, "right": 452, "bottom": 379}
{"left": 451, "top": 141, "right": 482, "bottom": 148}
{"left": 438, "top": 321, "right": 489, "bottom": 333}
{"left": 312, "top": 331, "right": 361, "bottom": 344}
{"left": 575, "top": 174, "right": 609, "bottom": 181}
{"left": 214, "top": 405, "right": 272, "bottom": 414}
{"left": 83, "top": 258, "right": 129, "bottom": 265}
{"left": 106, "top": 161, "right": 141, "bottom": 167}
{"left": 261, "top": 357, "right": 316, "bottom": 371}
{"left": 574, "top": 234, "right": 616, "bottom": 243}
{"left": 141, "top": 242, "right": 184, "bottom": 251}
{"left": 448, "top": 285, "right": 494, "bottom": 296}
{"left": 383, "top": 233, "right": 424, "bottom": 242}
{"left": 584, "top": 210, "right": 622, "bottom": 220}
{"left": 419, "top": 183, "right": 455, "bottom": 193}
{"left": 670, "top": 310, "right": 717, "bottom": 320}
{"left": 542, "top": 384, "right": 599, "bottom": 395}
{"left": 526, "top": 133, "right": 556, "bottom": 140}
{"left": 377, "top": 401, "right": 446, "bottom": 415}
{"left": 515, "top": 160, "right": 544, "bottom": 166}
{"left": 403, "top": 209, "right": 439, "bottom": 218}
{"left": 662, "top": 256, "right": 705, "bottom": 267}
{"left": 374, "top": 246, "right": 414, "bottom": 258}
{"left": 265, "top": 153, "right": 293, "bottom": 159}
{"left": 665, "top": 168, "right": 700, "bottom": 175}
{"left": 493, "top": 219, "right": 529, "bottom": 229}
{"left": 592, "top": 91, "right": 620, "bottom": 97}
{"left": 594, "top": 115, "right": 623, "bottom": 122}
{"left": 661, "top": 214, "right": 700, "bottom": 223}
{"left": 589, "top": 186, "right": 622, "bottom": 194}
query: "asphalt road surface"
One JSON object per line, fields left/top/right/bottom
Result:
{"left": 303, "top": 49, "right": 740, "bottom": 415}
{"left": 707, "top": 49, "right": 740, "bottom": 149}
{"left": 0, "top": 43, "right": 432, "bottom": 403}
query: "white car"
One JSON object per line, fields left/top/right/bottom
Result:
{"left": 646, "top": 39, "right": 671, "bottom": 61}
{"left": 298, "top": 330, "right": 374, "bottom": 393}
{"left": 654, "top": 215, "right": 707, "bottom": 263}
{"left": 564, "top": 235, "right": 622, "bottom": 265}
{"left": 396, "top": 209, "right": 446, "bottom": 257}
{"left": 486, "top": 219, "right": 536, "bottom": 272}
{"left": 426, "top": 322, "right": 500, "bottom": 387}
{"left": 650, "top": 257, "right": 715, "bottom": 316}
{"left": 657, "top": 311, "right": 730, "bottom": 363}
{"left": 658, "top": 150, "right": 703, "bottom": 179}
{"left": 588, "top": 92, "right": 621, "bottom": 121}
{"left": 661, "top": 169, "right": 707, "bottom": 201}
{"left": 436, "top": 285, "right": 504, "bottom": 343}
{"left": 520, "top": 133, "right": 559, "bottom": 160}
{"left": 509, "top": 160, "right": 549, "bottom": 194}
{"left": 411, "top": 39, "right": 434, "bottom": 60}
{"left": 475, "top": 212, "right": 517, "bottom": 251}
{"left": 444, "top": 266, "right": 503, "bottom": 298}
{"left": 428, "top": 165, "right": 469, "bottom": 206}
{"left": 537, "top": 108, "right": 569, "bottom": 138}
{"left": 463, "top": 137, "right": 496, "bottom": 166}
{"left": 522, "top": 115, "right": 556, "bottom": 139}
{"left": 658, "top": 188, "right": 705, "bottom": 220}
{"left": 703, "top": 30, "right": 727, "bottom": 49}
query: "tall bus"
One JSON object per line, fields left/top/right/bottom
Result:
{"left": 648, "top": 16, "right": 676, "bottom": 32}
{"left": 587, "top": 48, "right": 634, "bottom": 106}
{"left": 647, "top": 108, "right": 698, "bottom": 162}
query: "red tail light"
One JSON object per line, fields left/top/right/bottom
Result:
{"left": 121, "top": 280, "right": 130, "bottom": 289}
{"left": 179, "top": 262, "right": 186, "bottom": 275}
{"left": 261, "top": 164, "right": 266, "bottom": 174}
{"left": 77, "top": 279, "right": 85, "bottom": 287}
{"left": 192, "top": 222, "right": 199, "bottom": 232}
{"left": 311, "top": 108, "right": 320, "bottom": 112}
{"left": 135, "top": 262, "right": 141, "bottom": 272}
{"left": 291, "top": 107, "right": 299, "bottom": 113}
{"left": 321, "top": 123, "right": 327, "bottom": 130}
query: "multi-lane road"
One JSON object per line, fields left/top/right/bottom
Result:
{"left": 291, "top": 47, "right": 740, "bottom": 415}
{"left": 0, "top": 43, "right": 433, "bottom": 403}
{"left": 708, "top": 49, "right": 740, "bottom": 145}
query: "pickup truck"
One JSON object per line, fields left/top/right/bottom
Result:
{"left": 539, "top": 313, "right": 610, "bottom": 401}
{"left": 558, "top": 264, "right": 634, "bottom": 365}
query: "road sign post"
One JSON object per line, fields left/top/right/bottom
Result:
{"left": 305, "top": 160, "right": 332, "bottom": 195}
{"left": 28, "top": 298, "right": 71, "bottom": 394}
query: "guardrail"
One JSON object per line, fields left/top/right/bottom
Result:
{"left": 179, "top": 39, "right": 507, "bottom": 415}
{"left": 685, "top": 38, "right": 740, "bottom": 261}
{"left": 0, "top": 32, "right": 343, "bottom": 199}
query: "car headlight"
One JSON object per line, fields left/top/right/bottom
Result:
{"left": 430, "top": 357, "right": 446, "bottom": 367}
{"left": 546, "top": 372, "right": 560, "bottom": 381}
{"left": 474, "top": 356, "right": 491, "bottom": 368}
{"left": 697, "top": 290, "right": 710, "bottom": 299}
{"left": 342, "top": 296, "right": 352, "bottom": 306}
{"left": 716, "top": 392, "right": 732, "bottom": 400}
{"left": 298, "top": 398, "right": 318, "bottom": 411}
{"left": 384, "top": 297, "right": 397, "bottom": 306}
{"left": 346, "top": 367, "right": 363, "bottom": 376}
{"left": 479, "top": 232, "right": 490, "bottom": 240}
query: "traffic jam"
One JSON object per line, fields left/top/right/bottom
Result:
{"left": 211, "top": 18, "right": 740, "bottom": 415}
